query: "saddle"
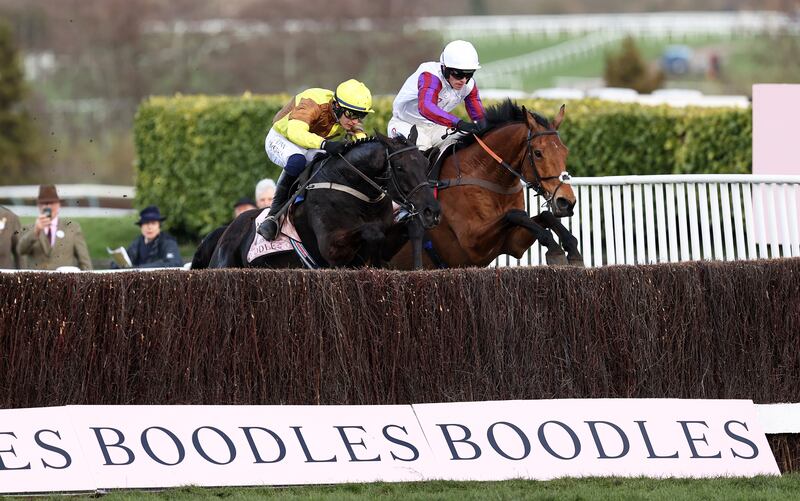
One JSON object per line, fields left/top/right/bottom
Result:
{"left": 249, "top": 154, "right": 335, "bottom": 268}
{"left": 426, "top": 143, "right": 458, "bottom": 193}
{"left": 247, "top": 208, "right": 319, "bottom": 268}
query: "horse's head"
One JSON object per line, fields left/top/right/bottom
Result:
{"left": 377, "top": 128, "right": 441, "bottom": 229}
{"left": 522, "top": 104, "right": 576, "bottom": 217}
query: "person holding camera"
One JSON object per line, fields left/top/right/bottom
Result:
{"left": 17, "top": 185, "right": 92, "bottom": 270}
{"left": 256, "top": 79, "right": 374, "bottom": 241}
{"left": 388, "top": 40, "right": 486, "bottom": 151}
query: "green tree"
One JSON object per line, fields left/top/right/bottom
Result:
{"left": 604, "top": 37, "right": 664, "bottom": 94}
{"left": 0, "top": 20, "right": 39, "bottom": 182}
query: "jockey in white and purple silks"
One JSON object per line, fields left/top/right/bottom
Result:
{"left": 388, "top": 40, "right": 486, "bottom": 151}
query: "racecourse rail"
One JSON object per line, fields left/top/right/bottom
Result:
{"left": 493, "top": 174, "right": 800, "bottom": 268}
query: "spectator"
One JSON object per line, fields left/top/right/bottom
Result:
{"left": 255, "top": 178, "right": 276, "bottom": 209}
{"left": 114, "top": 206, "right": 183, "bottom": 268}
{"left": 0, "top": 205, "right": 22, "bottom": 269}
{"left": 233, "top": 197, "right": 257, "bottom": 218}
{"left": 17, "top": 185, "right": 92, "bottom": 270}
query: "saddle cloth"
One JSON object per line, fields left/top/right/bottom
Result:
{"left": 246, "top": 209, "right": 301, "bottom": 263}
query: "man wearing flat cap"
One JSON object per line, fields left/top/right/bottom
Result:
{"left": 17, "top": 185, "right": 92, "bottom": 270}
{"left": 113, "top": 205, "right": 182, "bottom": 268}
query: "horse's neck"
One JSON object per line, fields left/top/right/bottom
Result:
{"left": 328, "top": 152, "right": 384, "bottom": 186}
{"left": 449, "top": 125, "right": 528, "bottom": 184}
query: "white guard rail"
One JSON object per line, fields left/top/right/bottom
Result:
{"left": 493, "top": 174, "right": 800, "bottom": 268}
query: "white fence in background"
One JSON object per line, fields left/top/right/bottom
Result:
{"left": 493, "top": 174, "right": 800, "bottom": 268}
{"left": 0, "top": 184, "right": 136, "bottom": 217}
{"left": 415, "top": 11, "right": 799, "bottom": 39}
{"left": 479, "top": 31, "right": 625, "bottom": 88}
{"left": 146, "top": 12, "right": 797, "bottom": 38}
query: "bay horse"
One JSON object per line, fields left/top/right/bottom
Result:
{"left": 206, "top": 131, "right": 440, "bottom": 269}
{"left": 388, "top": 100, "right": 583, "bottom": 269}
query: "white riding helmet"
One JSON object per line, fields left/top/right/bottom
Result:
{"left": 439, "top": 40, "right": 481, "bottom": 70}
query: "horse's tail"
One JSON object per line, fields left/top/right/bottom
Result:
{"left": 190, "top": 225, "right": 227, "bottom": 269}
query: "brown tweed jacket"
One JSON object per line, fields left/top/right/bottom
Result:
{"left": 17, "top": 219, "right": 93, "bottom": 270}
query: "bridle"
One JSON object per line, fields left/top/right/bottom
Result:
{"left": 472, "top": 126, "right": 571, "bottom": 204}
{"left": 380, "top": 145, "right": 431, "bottom": 216}
{"left": 305, "top": 144, "right": 428, "bottom": 217}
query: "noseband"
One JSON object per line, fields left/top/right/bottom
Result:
{"left": 524, "top": 130, "right": 571, "bottom": 203}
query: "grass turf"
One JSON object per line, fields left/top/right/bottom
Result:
{"left": 41, "top": 475, "right": 800, "bottom": 500}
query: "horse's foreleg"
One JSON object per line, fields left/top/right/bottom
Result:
{"left": 504, "top": 209, "right": 567, "bottom": 265}
{"left": 209, "top": 245, "right": 237, "bottom": 268}
{"left": 407, "top": 218, "right": 424, "bottom": 270}
{"left": 533, "top": 211, "right": 585, "bottom": 267}
{"left": 359, "top": 223, "right": 387, "bottom": 268}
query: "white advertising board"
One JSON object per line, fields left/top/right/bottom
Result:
{"left": 0, "top": 407, "right": 92, "bottom": 492}
{"left": 0, "top": 400, "right": 781, "bottom": 494}
{"left": 413, "top": 399, "right": 779, "bottom": 480}
{"left": 69, "top": 405, "right": 434, "bottom": 490}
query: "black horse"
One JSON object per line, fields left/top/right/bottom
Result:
{"left": 205, "top": 131, "right": 440, "bottom": 269}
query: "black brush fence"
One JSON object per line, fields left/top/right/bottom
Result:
{"left": 1, "top": 259, "right": 799, "bottom": 470}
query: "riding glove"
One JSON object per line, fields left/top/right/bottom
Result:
{"left": 322, "top": 140, "right": 346, "bottom": 155}
{"left": 455, "top": 120, "right": 480, "bottom": 134}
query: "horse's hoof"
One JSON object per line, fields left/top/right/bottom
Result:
{"left": 568, "top": 254, "right": 586, "bottom": 267}
{"left": 545, "top": 250, "right": 568, "bottom": 266}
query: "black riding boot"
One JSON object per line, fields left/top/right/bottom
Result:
{"left": 256, "top": 171, "right": 299, "bottom": 241}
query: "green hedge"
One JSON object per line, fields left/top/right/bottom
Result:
{"left": 134, "top": 94, "right": 751, "bottom": 238}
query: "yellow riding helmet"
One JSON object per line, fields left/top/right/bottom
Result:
{"left": 334, "top": 79, "right": 374, "bottom": 114}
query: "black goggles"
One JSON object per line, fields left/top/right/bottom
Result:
{"left": 448, "top": 68, "right": 475, "bottom": 80}
{"left": 341, "top": 108, "right": 368, "bottom": 120}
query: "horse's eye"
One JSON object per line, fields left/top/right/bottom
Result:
{"left": 534, "top": 150, "right": 544, "bottom": 159}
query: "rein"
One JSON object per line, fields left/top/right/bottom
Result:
{"left": 443, "top": 126, "right": 571, "bottom": 202}
{"left": 306, "top": 145, "right": 426, "bottom": 215}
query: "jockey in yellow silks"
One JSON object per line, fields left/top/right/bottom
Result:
{"left": 257, "top": 79, "right": 374, "bottom": 241}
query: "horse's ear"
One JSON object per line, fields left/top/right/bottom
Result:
{"left": 524, "top": 107, "right": 540, "bottom": 131}
{"left": 552, "top": 104, "right": 566, "bottom": 130}
{"left": 408, "top": 125, "right": 418, "bottom": 145}
{"left": 374, "top": 130, "right": 393, "bottom": 147}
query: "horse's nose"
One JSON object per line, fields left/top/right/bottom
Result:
{"left": 554, "top": 197, "right": 574, "bottom": 216}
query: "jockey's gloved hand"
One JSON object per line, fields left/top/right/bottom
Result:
{"left": 322, "top": 140, "right": 346, "bottom": 155}
{"left": 455, "top": 120, "right": 480, "bottom": 134}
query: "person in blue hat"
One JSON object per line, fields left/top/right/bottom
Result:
{"left": 112, "top": 206, "right": 183, "bottom": 268}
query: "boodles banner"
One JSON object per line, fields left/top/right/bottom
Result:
{"left": 0, "top": 400, "right": 779, "bottom": 493}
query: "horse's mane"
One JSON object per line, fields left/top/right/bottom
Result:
{"left": 455, "top": 99, "right": 550, "bottom": 148}
{"left": 339, "top": 135, "right": 381, "bottom": 156}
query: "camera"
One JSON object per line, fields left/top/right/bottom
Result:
{"left": 42, "top": 207, "right": 52, "bottom": 218}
